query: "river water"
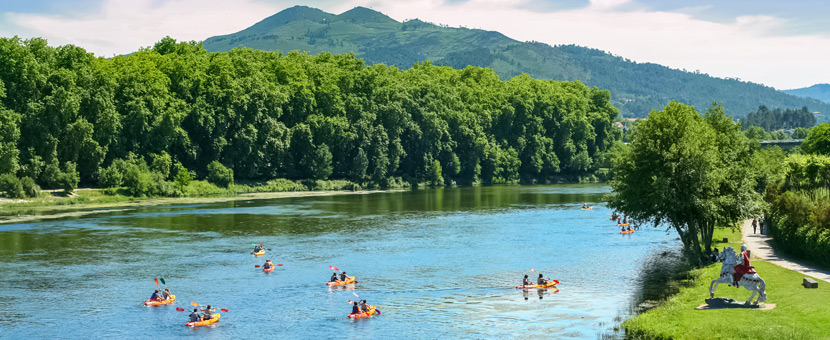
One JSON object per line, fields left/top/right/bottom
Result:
{"left": 0, "top": 184, "right": 679, "bottom": 339}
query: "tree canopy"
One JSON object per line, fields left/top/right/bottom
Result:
{"left": 0, "top": 36, "right": 621, "bottom": 193}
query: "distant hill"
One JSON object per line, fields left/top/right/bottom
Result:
{"left": 784, "top": 84, "right": 830, "bottom": 103}
{"left": 204, "top": 6, "right": 830, "bottom": 121}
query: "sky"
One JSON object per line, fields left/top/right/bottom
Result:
{"left": 0, "top": 0, "right": 827, "bottom": 90}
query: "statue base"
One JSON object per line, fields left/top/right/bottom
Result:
{"left": 696, "top": 298, "right": 775, "bottom": 310}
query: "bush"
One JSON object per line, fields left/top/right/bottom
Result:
{"left": 0, "top": 173, "right": 24, "bottom": 198}
{"left": 20, "top": 176, "right": 39, "bottom": 198}
{"left": 207, "top": 161, "right": 233, "bottom": 188}
{"left": 173, "top": 162, "right": 193, "bottom": 192}
{"left": 60, "top": 161, "right": 79, "bottom": 194}
{"left": 97, "top": 164, "right": 123, "bottom": 188}
{"left": 150, "top": 152, "right": 172, "bottom": 179}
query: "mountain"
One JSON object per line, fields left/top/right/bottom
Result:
{"left": 204, "top": 6, "right": 830, "bottom": 121}
{"left": 783, "top": 84, "right": 830, "bottom": 103}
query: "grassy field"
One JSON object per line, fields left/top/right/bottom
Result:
{"left": 624, "top": 228, "right": 830, "bottom": 340}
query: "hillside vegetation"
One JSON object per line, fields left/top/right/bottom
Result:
{"left": 204, "top": 5, "right": 830, "bottom": 120}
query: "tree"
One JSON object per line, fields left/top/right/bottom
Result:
{"left": 610, "top": 101, "right": 758, "bottom": 265}
{"left": 0, "top": 103, "right": 20, "bottom": 175}
{"left": 59, "top": 161, "right": 79, "bottom": 194}
{"left": 173, "top": 162, "right": 193, "bottom": 192}
{"left": 207, "top": 160, "right": 233, "bottom": 188}
{"left": 150, "top": 151, "right": 173, "bottom": 179}
{"left": 802, "top": 123, "right": 830, "bottom": 155}
{"left": 351, "top": 148, "right": 368, "bottom": 182}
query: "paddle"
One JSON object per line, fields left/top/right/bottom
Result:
{"left": 191, "top": 301, "right": 229, "bottom": 313}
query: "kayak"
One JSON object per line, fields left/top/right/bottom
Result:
{"left": 620, "top": 229, "right": 635, "bottom": 234}
{"left": 617, "top": 223, "right": 630, "bottom": 226}
{"left": 580, "top": 207, "right": 593, "bottom": 210}
{"left": 515, "top": 280, "right": 559, "bottom": 289}
{"left": 348, "top": 306, "right": 376, "bottom": 319}
{"left": 144, "top": 294, "right": 176, "bottom": 305}
{"left": 186, "top": 313, "right": 220, "bottom": 327}
{"left": 253, "top": 249, "right": 265, "bottom": 256}
{"left": 263, "top": 265, "right": 275, "bottom": 272}
{"left": 327, "top": 276, "right": 356, "bottom": 286}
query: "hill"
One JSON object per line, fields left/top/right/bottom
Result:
{"left": 203, "top": 6, "right": 830, "bottom": 121}
{"left": 784, "top": 84, "right": 830, "bottom": 103}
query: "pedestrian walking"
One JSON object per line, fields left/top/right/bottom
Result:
{"left": 752, "top": 219, "right": 757, "bottom": 234}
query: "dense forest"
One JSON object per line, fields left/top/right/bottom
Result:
{"left": 0, "top": 36, "right": 620, "bottom": 197}
{"left": 204, "top": 5, "right": 830, "bottom": 120}
{"left": 741, "top": 105, "right": 816, "bottom": 132}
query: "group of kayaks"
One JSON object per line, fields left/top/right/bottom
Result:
{"left": 611, "top": 212, "right": 635, "bottom": 234}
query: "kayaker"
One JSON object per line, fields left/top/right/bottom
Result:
{"left": 351, "top": 301, "right": 360, "bottom": 315}
{"left": 626, "top": 226, "right": 631, "bottom": 232}
{"left": 189, "top": 308, "right": 201, "bottom": 322}
{"left": 582, "top": 201, "right": 589, "bottom": 209}
{"left": 330, "top": 272, "right": 338, "bottom": 282}
{"left": 253, "top": 244, "right": 263, "bottom": 253}
{"left": 150, "top": 289, "right": 162, "bottom": 301}
{"left": 339, "top": 271, "right": 348, "bottom": 282}
{"left": 611, "top": 211, "right": 618, "bottom": 220}
{"left": 537, "top": 274, "right": 548, "bottom": 285}
{"left": 162, "top": 288, "right": 172, "bottom": 300}
{"left": 201, "top": 305, "right": 215, "bottom": 320}
{"left": 263, "top": 259, "right": 274, "bottom": 270}
{"left": 523, "top": 274, "right": 531, "bottom": 286}
{"left": 359, "top": 299, "right": 369, "bottom": 313}
{"left": 621, "top": 226, "right": 626, "bottom": 232}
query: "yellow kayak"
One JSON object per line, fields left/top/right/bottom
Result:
{"left": 186, "top": 313, "right": 220, "bottom": 327}
{"left": 253, "top": 249, "right": 265, "bottom": 256}
{"left": 327, "top": 276, "right": 356, "bottom": 286}
{"left": 144, "top": 294, "right": 176, "bottom": 305}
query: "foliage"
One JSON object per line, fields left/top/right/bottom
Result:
{"left": 60, "top": 161, "right": 79, "bottom": 194}
{"left": 609, "top": 101, "right": 759, "bottom": 265}
{"left": 19, "top": 176, "right": 39, "bottom": 198}
{"left": 0, "top": 173, "right": 24, "bottom": 198}
{"left": 202, "top": 6, "right": 830, "bottom": 120}
{"left": 0, "top": 36, "right": 622, "bottom": 191}
{"left": 802, "top": 123, "right": 830, "bottom": 155}
{"left": 207, "top": 161, "right": 233, "bottom": 188}
{"left": 173, "top": 162, "right": 193, "bottom": 192}
{"left": 741, "top": 105, "right": 815, "bottom": 131}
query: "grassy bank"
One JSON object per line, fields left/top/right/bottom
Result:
{"left": 0, "top": 179, "right": 391, "bottom": 224}
{"left": 624, "top": 228, "right": 830, "bottom": 339}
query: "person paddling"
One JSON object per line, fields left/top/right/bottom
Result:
{"left": 360, "top": 299, "right": 370, "bottom": 313}
{"left": 582, "top": 201, "right": 589, "bottom": 209}
{"left": 253, "top": 244, "right": 263, "bottom": 253}
{"left": 263, "top": 259, "right": 274, "bottom": 270}
{"left": 189, "top": 308, "right": 201, "bottom": 322}
{"left": 351, "top": 301, "right": 361, "bottom": 315}
{"left": 339, "top": 271, "right": 348, "bottom": 282}
{"left": 162, "top": 288, "right": 172, "bottom": 300}
{"left": 201, "top": 305, "right": 216, "bottom": 321}
{"left": 150, "top": 289, "right": 162, "bottom": 301}
{"left": 537, "top": 273, "right": 549, "bottom": 285}
{"left": 522, "top": 274, "right": 531, "bottom": 286}
{"left": 330, "top": 272, "right": 338, "bottom": 282}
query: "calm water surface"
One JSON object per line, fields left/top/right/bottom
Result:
{"left": 0, "top": 185, "right": 679, "bottom": 339}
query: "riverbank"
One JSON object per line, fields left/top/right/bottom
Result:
{"left": 0, "top": 188, "right": 392, "bottom": 225}
{"left": 622, "top": 227, "right": 830, "bottom": 339}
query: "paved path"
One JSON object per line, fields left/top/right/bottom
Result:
{"left": 741, "top": 219, "right": 830, "bottom": 283}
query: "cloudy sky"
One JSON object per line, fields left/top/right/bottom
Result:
{"left": 1, "top": 0, "right": 827, "bottom": 90}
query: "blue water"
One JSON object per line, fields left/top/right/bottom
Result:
{"left": 0, "top": 185, "right": 679, "bottom": 339}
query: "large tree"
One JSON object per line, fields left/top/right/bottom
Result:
{"left": 609, "top": 101, "right": 759, "bottom": 265}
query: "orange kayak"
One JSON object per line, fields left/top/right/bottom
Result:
{"left": 186, "top": 313, "right": 220, "bottom": 327}
{"left": 620, "top": 229, "right": 634, "bottom": 234}
{"left": 348, "top": 306, "right": 376, "bottom": 319}
{"left": 617, "top": 223, "right": 630, "bottom": 226}
{"left": 516, "top": 280, "right": 559, "bottom": 289}
{"left": 144, "top": 294, "right": 176, "bottom": 305}
{"left": 327, "top": 276, "right": 356, "bottom": 285}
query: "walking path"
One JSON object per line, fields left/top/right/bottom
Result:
{"left": 741, "top": 219, "right": 830, "bottom": 283}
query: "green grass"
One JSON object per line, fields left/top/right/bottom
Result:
{"left": 624, "top": 238, "right": 830, "bottom": 339}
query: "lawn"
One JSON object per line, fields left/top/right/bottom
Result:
{"left": 624, "top": 227, "right": 830, "bottom": 339}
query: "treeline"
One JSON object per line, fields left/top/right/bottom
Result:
{"left": 741, "top": 105, "right": 816, "bottom": 132}
{"left": 765, "top": 154, "right": 830, "bottom": 267}
{"left": 0, "top": 36, "right": 620, "bottom": 197}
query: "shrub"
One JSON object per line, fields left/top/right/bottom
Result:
{"left": 150, "top": 152, "right": 172, "bottom": 179}
{"left": 0, "top": 173, "right": 24, "bottom": 198}
{"left": 60, "top": 161, "right": 79, "bottom": 194}
{"left": 97, "top": 164, "right": 123, "bottom": 188}
{"left": 19, "top": 176, "right": 39, "bottom": 198}
{"left": 207, "top": 161, "right": 233, "bottom": 188}
{"left": 173, "top": 162, "right": 193, "bottom": 192}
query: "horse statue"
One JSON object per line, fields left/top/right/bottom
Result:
{"left": 709, "top": 246, "right": 766, "bottom": 305}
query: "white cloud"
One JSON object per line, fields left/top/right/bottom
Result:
{"left": 0, "top": 0, "right": 828, "bottom": 89}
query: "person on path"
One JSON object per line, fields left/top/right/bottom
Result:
{"left": 732, "top": 244, "right": 756, "bottom": 286}
{"left": 752, "top": 219, "right": 758, "bottom": 234}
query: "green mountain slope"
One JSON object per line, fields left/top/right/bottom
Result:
{"left": 204, "top": 5, "right": 830, "bottom": 120}
{"left": 784, "top": 84, "right": 830, "bottom": 103}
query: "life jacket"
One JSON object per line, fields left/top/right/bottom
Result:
{"left": 351, "top": 305, "right": 360, "bottom": 314}
{"left": 189, "top": 312, "right": 200, "bottom": 322}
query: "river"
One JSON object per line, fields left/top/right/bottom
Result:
{"left": 0, "top": 184, "right": 680, "bottom": 339}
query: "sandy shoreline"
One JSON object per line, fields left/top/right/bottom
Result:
{"left": 0, "top": 189, "right": 392, "bottom": 225}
